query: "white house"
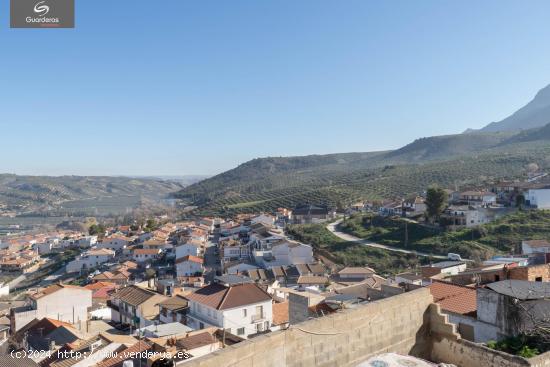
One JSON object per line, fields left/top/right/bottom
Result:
{"left": 525, "top": 188, "right": 550, "bottom": 209}
{"left": 270, "top": 240, "right": 314, "bottom": 266}
{"left": 11, "top": 284, "right": 92, "bottom": 332}
{"left": 175, "top": 242, "right": 201, "bottom": 259}
{"left": 176, "top": 255, "right": 204, "bottom": 277}
{"left": 77, "top": 235, "right": 98, "bottom": 248}
{"left": 66, "top": 248, "right": 116, "bottom": 273}
{"left": 97, "top": 236, "right": 128, "bottom": 252}
{"left": 185, "top": 281, "right": 273, "bottom": 339}
{"left": 132, "top": 248, "right": 162, "bottom": 263}
{"left": 35, "top": 242, "right": 53, "bottom": 255}
{"left": 221, "top": 240, "right": 250, "bottom": 262}
{"left": 522, "top": 239, "right": 550, "bottom": 255}
{"left": 402, "top": 196, "right": 427, "bottom": 217}
{"left": 459, "top": 191, "right": 497, "bottom": 206}
{"left": 251, "top": 214, "right": 276, "bottom": 227}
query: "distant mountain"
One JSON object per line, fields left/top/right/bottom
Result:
{"left": 479, "top": 84, "right": 550, "bottom": 132}
{"left": 0, "top": 175, "right": 184, "bottom": 216}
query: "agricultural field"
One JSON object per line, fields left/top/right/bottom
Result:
{"left": 180, "top": 144, "right": 550, "bottom": 216}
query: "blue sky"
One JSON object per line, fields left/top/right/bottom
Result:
{"left": 2, "top": 0, "right": 550, "bottom": 176}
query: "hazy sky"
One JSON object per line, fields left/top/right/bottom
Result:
{"left": 2, "top": 0, "right": 550, "bottom": 176}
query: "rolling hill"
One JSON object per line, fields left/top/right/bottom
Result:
{"left": 0, "top": 175, "right": 184, "bottom": 216}
{"left": 176, "top": 141, "right": 550, "bottom": 215}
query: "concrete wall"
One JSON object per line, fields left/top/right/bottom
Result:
{"left": 428, "top": 302, "right": 549, "bottom": 367}
{"left": 182, "top": 288, "right": 434, "bottom": 367}
{"left": 447, "top": 312, "right": 500, "bottom": 343}
{"left": 180, "top": 289, "right": 547, "bottom": 367}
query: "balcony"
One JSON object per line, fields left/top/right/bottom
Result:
{"left": 251, "top": 313, "right": 265, "bottom": 322}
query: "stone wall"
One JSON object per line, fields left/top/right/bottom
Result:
{"left": 183, "top": 288, "right": 434, "bottom": 367}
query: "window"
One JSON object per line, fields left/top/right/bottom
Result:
{"left": 243, "top": 309, "right": 247, "bottom": 317}
{"left": 535, "top": 276, "right": 543, "bottom": 282}
{"left": 237, "top": 327, "right": 245, "bottom": 336}
{"left": 255, "top": 305, "right": 263, "bottom": 318}
{"left": 199, "top": 322, "right": 204, "bottom": 329}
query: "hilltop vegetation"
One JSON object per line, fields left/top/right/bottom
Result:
{"left": 339, "top": 210, "right": 550, "bottom": 261}
{"left": 287, "top": 223, "right": 426, "bottom": 275}
{"left": 178, "top": 142, "right": 550, "bottom": 216}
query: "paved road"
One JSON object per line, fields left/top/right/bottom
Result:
{"left": 326, "top": 219, "right": 448, "bottom": 259}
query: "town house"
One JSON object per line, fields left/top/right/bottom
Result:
{"left": 11, "top": 284, "right": 92, "bottom": 332}
{"left": 66, "top": 248, "right": 116, "bottom": 273}
{"left": 185, "top": 277, "right": 273, "bottom": 339}
{"left": 176, "top": 255, "right": 204, "bottom": 277}
{"left": 109, "top": 285, "right": 167, "bottom": 328}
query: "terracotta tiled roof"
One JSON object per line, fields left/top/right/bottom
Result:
{"left": 177, "top": 332, "right": 217, "bottom": 350}
{"left": 175, "top": 255, "right": 204, "bottom": 264}
{"left": 30, "top": 284, "right": 89, "bottom": 300}
{"left": 308, "top": 302, "right": 336, "bottom": 315}
{"left": 272, "top": 302, "right": 289, "bottom": 325}
{"left": 133, "top": 248, "right": 161, "bottom": 255}
{"left": 338, "top": 267, "right": 375, "bottom": 275}
{"left": 112, "top": 285, "right": 158, "bottom": 306}
{"left": 297, "top": 276, "right": 329, "bottom": 285}
{"left": 84, "top": 282, "right": 116, "bottom": 290}
{"left": 158, "top": 295, "right": 189, "bottom": 311}
{"left": 428, "top": 281, "right": 477, "bottom": 316}
{"left": 185, "top": 283, "right": 271, "bottom": 310}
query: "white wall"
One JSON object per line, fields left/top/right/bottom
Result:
{"left": 176, "top": 244, "right": 200, "bottom": 259}
{"left": 527, "top": 189, "right": 550, "bottom": 209}
{"left": 447, "top": 312, "right": 500, "bottom": 343}
{"left": 187, "top": 300, "right": 273, "bottom": 339}
{"left": 90, "top": 307, "right": 111, "bottom": 321}
{"left": 177, "top": 261, "right": 203, "bottom": 277}
{"left": 15, "top": 287, "right": 92, "bottom": 331}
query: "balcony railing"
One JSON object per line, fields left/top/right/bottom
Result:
{"left": 251, "top": 313, "right": 264, "bottom": 322}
